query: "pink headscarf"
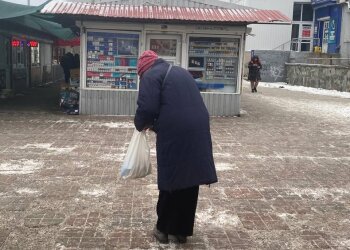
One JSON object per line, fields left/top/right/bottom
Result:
{"left": 137, "top": 50, "right": 158, "bottom": 77}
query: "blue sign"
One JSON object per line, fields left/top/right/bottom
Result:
{"left": 328, "top": 18, "right": 336, "bottom": 44}
{"left": 311, "top": 0, "right": 336, "bottom": 5}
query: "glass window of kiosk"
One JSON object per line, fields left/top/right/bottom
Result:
{"left": 188, "top": 36, "right": 240, "bottom": 93}
{"left": 150, "top": 38, "right": 177, "bottom": 57}
{"left": 86, "top": 31, "right": 140, "bottom": 90}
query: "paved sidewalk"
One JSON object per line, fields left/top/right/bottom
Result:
{"left": 0, "top": 84, "right": 349, "bottom": 249}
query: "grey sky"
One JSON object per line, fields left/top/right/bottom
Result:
{"left": 3, "top": 0, "right": 47, "bottom": 6}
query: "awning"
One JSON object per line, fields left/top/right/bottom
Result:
{"left": 40, "top": 0, "right": 291, "bottom": 25}
{"left": 0, "top": 0, "right": 49, "bottom": 19}
{"left": 7, "top": 15, "right": 75, "bottom": 40}
{"left": 0, "top": 0, "right": 76, "bottom": 40}
{"left": 54, "top": 36, "right": 80, "bottom": 46}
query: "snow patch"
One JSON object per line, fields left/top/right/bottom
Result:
{"left": 80, "top": 188, "right": 107, "bottom": 197}
{"left": 338, "top": 239, "right": 350, "bottom": 247}
{"left": 55, "top": 243, "right": 67, "bottom": 250}
{"left": 216, "top": 162, "right": 234, "bottom": 171}
{"left": 100, "top": 144, "right": 128, "bottom": 162}
{"left": 97, "top": 122, "right": 134, "bottom": 129}
{"left": 99, "top": 153, "right": 125, "bottom": 161}
{"left": 287, "top": 188, "right": 349, "bottom": 200}
{"left": 0, "top": 160, "right": 43, "bottom": 175}
{"left": 214, "top": 152, "right": 233, "bottom": 158}
{"left": 256, "top": 81, "right": 350, "bottom": 99}
{"left": 260, "top": 94, "right": 350, "bottom": 120}
{"left": 16, "top": 188, "right": 39, "bottom": 195}
{"left": 196, "top": 208, "right": 240, "bottom": 227}
{"left": 240, "top": 109, "right": 248, "bottom": 115}
{"left": 146, "top": 184, "right": 158, "bottom": 196}
{"left": 245, "top": 154, "right": 350, "bottom": 161}
{"left": 246, "top": 154, "right": 267, "bottom": 160}
{"left": 18, "top": 143, "right": 52, "bottom": 149}
{"left": 55, "top": 119, "right": 79, "bottom": 124}
{"left": 18, "top": 143, "right": 75, "bottom": 155}
{"left": 147, "top": 242, "right": 177, "bottom": 249}
{"left": 277, "top": 213, "right": 296, "bottom": 220}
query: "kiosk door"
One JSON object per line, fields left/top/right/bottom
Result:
{"left": 146, "top": 35, "right": 181, "bottom": 66}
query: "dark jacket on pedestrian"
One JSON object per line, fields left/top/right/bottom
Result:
{"left": 248, "top": 59, "right": 262, "bottom": 81}
{"left": 134, "top": 59, "right": 217, "bottom": 191}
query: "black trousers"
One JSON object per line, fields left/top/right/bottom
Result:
{"left": 63, "top": 68, "right": 71, "bottom": 83}
{"left": 156, "top": 186, "right": 199, "bottom": 236}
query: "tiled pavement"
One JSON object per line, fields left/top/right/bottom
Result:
{"left": 0, "top": 83, "right": 349, "bottom": 249}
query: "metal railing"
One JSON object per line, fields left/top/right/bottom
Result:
{"left": 272, "top": 40, "right": 292, "bottom": 51}
{"left": 273, "top": 38, "right": 321, "bottom": 52}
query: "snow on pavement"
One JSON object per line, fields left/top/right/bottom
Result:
{"left": 252, "top": 80, "right": 350, "bottom": 99}
{"left": 244, "top": 81, "right": 350, "bottom": 121}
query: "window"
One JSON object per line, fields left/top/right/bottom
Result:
{"left": 302, "top": 4, "right": 313, "bottom": 21}
{"left": 86, "top": 31, "right": 139, "bottom": 90}
{"left": 293, "top": 4, "right": 302, "bottom": 21}
{"left": 293, "top": 3, "right": 313, "bottom": 22}
{"left": 188, "top": 36, "right": 240, "bottom": 94}
{"left": 291, "top": 3, "right": 314, "bottom": 52}
{"left": 31, "top": 46, "right": 40, "bottom": 66}
{"left": 301, "top": 41, "right": 311, "bottom": 52}
{"left": 291, "top": 24, "right": 300, "bottom": 39}
{"left": 150, "top": 39, "right": 177, "bottom": 57}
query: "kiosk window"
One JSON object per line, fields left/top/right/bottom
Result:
{"left": 86, "top": 31, "right": 139, "bottom": 90}
{"left": 188, "top": 36, "right": 240, "bottom": 93}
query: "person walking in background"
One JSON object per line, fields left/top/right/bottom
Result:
{"left": 134, "top": 50, "right": 217, "bottom": 244}
{"left": 59, "top": 52, "right": 74, "bottom": 83}
{"left": 248, "top": 55, "right": 262, "bottom": 93}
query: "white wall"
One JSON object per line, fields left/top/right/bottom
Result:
{"left": 340, "top": 5, "right": 350, "bottom": 61}
{"left": 239, "top": 0, "right": 311, "bottom": 51}
{"left": 40, "top": 43, "right": 52, "bottom": 67}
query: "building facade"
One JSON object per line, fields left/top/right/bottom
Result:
{"left": 41, "top": 0, "right": 289, "bottom": 116}
{"left": 239, "top": 0, "right": 313, "bottom": 51}
{"left": 312, "top": 0, "right": 342, "bottom": 54}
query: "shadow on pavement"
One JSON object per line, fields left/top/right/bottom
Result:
{"left": 0, "top": 83, "right": 63, "bottom": 114}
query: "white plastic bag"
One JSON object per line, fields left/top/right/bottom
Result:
{"left": 120, "top": 129, "right": 151, "bottom": 179}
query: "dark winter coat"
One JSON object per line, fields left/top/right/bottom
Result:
{"left": 134, "top": 59, "right": 217, "bottom": 191}
{"left": 248, "top": 61, "right": 262, "bottom": 81}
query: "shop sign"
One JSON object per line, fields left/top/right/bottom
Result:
{"left": 11, "top": 40, "right": 21, "bottom": 47}
{"left": 195, "top": 26, "right": 230, "bottom": 31}
{"left": 302, "top": 26, "right": 312, "bottom": 38}
{"left": 27, "top": 40, "right": 39, "bottom": 47}
{"left": 311, "top": 0, "right": 336, "bottom": 5}
{"left": 328, "top": 19, "right": 336, "bottom": 44}
{"left": 11, "top": 39, "right": 39, "bottom": 47}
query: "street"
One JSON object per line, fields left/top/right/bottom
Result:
{"left": 0, "top": 82, "right": 349, "bottom": 249}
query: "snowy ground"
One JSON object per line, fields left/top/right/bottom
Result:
{"left": 0, "top": 83, "right": 349, "bottom": 249}
{"left": 244, "top": 80, "right": 350, "bottom": 99}
{"left": 243, "top": 80, "right": 350, "bottom": 122}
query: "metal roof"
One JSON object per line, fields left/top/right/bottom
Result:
{"left": 67, "top": 0, "right": 250, "bottom": 9}
{"left": 41, "top": 0, "right": 290, "bottom": 24}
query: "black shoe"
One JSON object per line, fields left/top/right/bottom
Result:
{"left": 254, "top": 88, "right": 257, "bottom": 92}
{"left": 175, "top": 235, "right": 187, "bottom": 244}
{"left": 153, "top": 228, "right": 169, "bottom": 244}
{"left": 251, "top": 89, "right": 254, "bottom": 93}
